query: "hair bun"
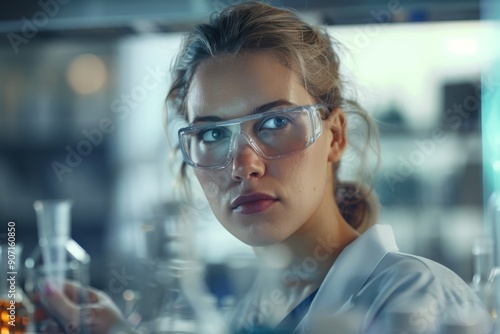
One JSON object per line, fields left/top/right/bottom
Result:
{"left": 336, "top": 182, "right": 378, "bottom": 233}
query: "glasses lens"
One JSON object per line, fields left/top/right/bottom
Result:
{"left": 181, "top": 125, "right": 233, "bottom": 168}
{"left": 254, "top": 109, "right": 311, "bottom": 157}
{"left": 180, "top": 106, "right": 319, "bottom": 168}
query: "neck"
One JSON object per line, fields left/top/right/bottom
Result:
{"left": 253, "top": 191, "right": 359, "bottom": 291}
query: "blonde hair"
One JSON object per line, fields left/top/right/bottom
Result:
{"left": 166, "top": 1, "right": 380, "bottom": 232}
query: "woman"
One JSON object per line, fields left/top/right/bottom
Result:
{"left": 42, "top": 2, "right": 493, "bottom": 333}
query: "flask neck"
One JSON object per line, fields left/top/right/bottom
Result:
{"left": 472, "top": 251, "right": 493, "bottom": 283}
{"left": 34, "top": 200, "right": 72, "bottom": 241}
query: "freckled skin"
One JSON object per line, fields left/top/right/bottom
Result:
{"left": 186, "top": 53, "right": 351, "bottom": 247}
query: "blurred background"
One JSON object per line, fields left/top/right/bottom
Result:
{"left": 0, "top": 0, "right": 499, "bottom": 321}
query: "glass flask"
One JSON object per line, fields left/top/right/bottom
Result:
{"left": 25, "top": 200, "right": 91, "bottom": 334}
{"left": 469, "top": 236, "right": 495, "bottom": 314}
{"left": 0, "top": 243, "right": 34, "bottom": 334}
{"left": 487, "top": 192, "right": 500, "bottom": 333}
{"left": 138, "top": 202, "right": 227, "bottom": 334}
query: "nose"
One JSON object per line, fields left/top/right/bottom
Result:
{"left": 230, "top": 133, "right": 266, "bottom": 182}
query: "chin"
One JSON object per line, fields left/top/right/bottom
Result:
{"left": 241, "top": 236, "right": 281, "bottom": 247}
{"left": 233, "top": 224, "right": 291, "bottom": 247}
{"left": 216, "top": 211, "right": 297, "bottom": 246}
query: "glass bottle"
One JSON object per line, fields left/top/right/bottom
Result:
{"left": 470, "top": 236, "right": 495, "bottom": 314}
{"left": 24, "top": 200, "right": 91, "bottom": 334}
{"left": 138, "top": 202, "right": 227, "bottom": 334}
{"left": 0, "top": 243, "right": 34, "bottom": 333}
{"left": 487, "top": 192, "right": 500, "bottom": 333}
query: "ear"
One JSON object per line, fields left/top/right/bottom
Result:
{"left": 326, "top": 108, "right": 347, "bottom": 163}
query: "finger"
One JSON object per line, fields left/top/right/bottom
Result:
{"left": 63, "top": 280, "right": 90, "bottom": 302}
{"left": 39, "top": 282, "right": 81, "bottom": 326}
{"left": 86, "top": 286, "right": 108, "bottom": 304}
{"left": 81, "top": 304, "right": 129, "bottom": 334}
{"left": 62, "top": 280, "right": 101, "bottom": 304}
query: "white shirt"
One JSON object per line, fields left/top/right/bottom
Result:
{"left": 295, "top": 224, "right": 494, "bottom": 334}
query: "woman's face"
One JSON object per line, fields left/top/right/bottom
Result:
{"left": 186, "top": 53, "right": 340, "bottom": 246}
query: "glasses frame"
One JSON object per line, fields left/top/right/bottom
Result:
{"left": 178, "top": 103, "right": 328, "bottom": 170}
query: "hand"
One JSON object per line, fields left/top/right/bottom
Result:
{"left": 39, "top": 281, "right": 136, "bottom": 334}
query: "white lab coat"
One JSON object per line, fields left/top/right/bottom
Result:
{"left": 229, "top": 225, "right": 494, "bottom": 334}
{"left": 295, "top": 225, "right": 494, "bottom": 334}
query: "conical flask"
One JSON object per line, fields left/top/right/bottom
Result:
{"left": 25, "top": 200, "right": 91, "bottom": 334}
{"left": 139, "top": 202, "right": 227, "bottom": 334}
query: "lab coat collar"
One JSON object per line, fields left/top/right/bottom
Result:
{"left": 299, "top": 224, "right": 399, "bottom": 327}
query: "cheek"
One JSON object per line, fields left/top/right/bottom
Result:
{"left": 285, "top": 143, "right": 329, "bottom": 196}
{"left": 272, "top": 155, "right": 311, "bottom": 199}
{"left": 194, "top": 170, "right": 232, "bottom": 204}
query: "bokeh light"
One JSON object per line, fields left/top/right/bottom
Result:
{"left": 66, "top": 53, "right": 107, "bottom": 95}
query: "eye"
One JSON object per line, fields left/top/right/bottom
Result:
{"left": 199, "top": 127, "right": 229, "bottom": 143}
{"left": 261, "top": 116, "right": 289, "bottom": 130}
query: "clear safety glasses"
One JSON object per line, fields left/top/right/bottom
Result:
{"left": 178, "top": 104, "right": 327, "bottom": 169}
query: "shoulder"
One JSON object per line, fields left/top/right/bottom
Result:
{"left": 368, "top": 250, "right": 467, "bottom": 294}
{"left": 357, "top": 251, "right": 494, "bottom": 333}
{"left": 303, "top": 225, "right": 494, "bottom": 334}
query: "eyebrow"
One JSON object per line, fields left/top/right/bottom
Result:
{"left": 190, "top": 99, "right": 296, "bottom": 125}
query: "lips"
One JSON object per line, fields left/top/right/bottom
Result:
{"left": 231, "top": 193, "right": 278, "bottom": 214}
